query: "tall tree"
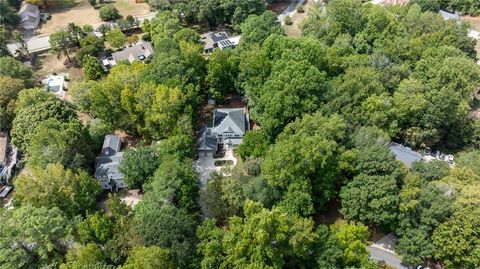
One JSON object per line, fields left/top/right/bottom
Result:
{"left": 262, "top": 113, "right": 346, "bottom": 215}
{"left": 11, "top": 89, "right": 76, "bottom": 150}
{"left": 0, "top": 206, "right": 69, "bottom": 268}
{"left": 197, "top": 201, "right": 319, "bottom": 268}
{"left": 49, "top": 30, "right": 76, "bottom": 62}
{"left": 14, "top": 163, "right": 101, "bottom": 217}
{"left": 26, "top": 119, "right": 95, "bottom": 169}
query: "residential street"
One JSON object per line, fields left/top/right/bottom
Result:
{"left": 7, "top": 13, "right": 156, "bottom": 55}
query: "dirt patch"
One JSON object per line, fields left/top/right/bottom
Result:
{"left": 462, "top": 15, "right": 480, "bottom": 31}
{"left": 313, "top": 198, "right": 343, "bottom": 226}
{"left": 119, "top": 189, "right": 143, "bottom": 208}
{"left": 268, "top": 0, "right": 291, "bottom": 14}
{"left": 33, "top": 53, "right": 84, "bottom": 98}
{"left": 112, "top": 0, "right": 151, "bottom": 17}
{"left": 38, "top": 0, "right": 101, "bottom": 34}
{"left": 283, "top": 0, "right": 315, "bottom": 37}
{"left": 461, "top": 15, "right": 480, "bottom": 58}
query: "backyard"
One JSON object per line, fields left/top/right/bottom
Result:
{"left": 461, "top": 15, "right": 480, "bottom": 59}
{"left": 38, "top": 0, "right": 151, "bottom": 34}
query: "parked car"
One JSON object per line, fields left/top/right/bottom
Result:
{"left": 0, "top": 186, "right": 12, "bottom": 199}
{"left": 424, "top": 147, "right": 432, "bottom": 155}
{"left": 439, "top": 152, "right": 446, "bottom": 160}
{"left": 446, "top": 154, "right": 454, "bottom": 164}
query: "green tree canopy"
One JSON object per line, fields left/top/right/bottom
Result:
{"left": 11, "top": 89, "right": 76, "bottom": 150}
{"left": 120, "top": 246, "right": 174, "bottom": 269}
{"left": 197, "top": 201, "right": 318, "bottom": 268}
{"left": 0, "top": 206, "right": 69, "bottom": 268}
{"left": 0, "top": 76, "right": 23, "bottom": 130}
{"left": 14, "top": 163, "right": 101, "bottom": 217}
{"left": 0, "top": 56, "right": 33, "bottom": 86}
{"left": 26, "top": 119, "right": 95, "bottom": 169}
{"left": 119, "top": 143, "right": 161, "bottom": 189}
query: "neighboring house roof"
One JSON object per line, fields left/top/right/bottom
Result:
{"left": 201, "top": 31, "right": 241, "bottom": 52}
{"left": 371, "top": 0, "right": 410, "bottom": 5}
{"left": 111, "top": 40, "right": 154, "bottom": 64}
{"left": 18, "top": 3, "right": 40, "bottom": 30}
{"left": 101, "top": 134, "right": 121, "bottom": 156}
{"left": 42, "top": 75, "right": 65, "bottom": 95}
{"left": 389, "top": 142, "right": 422, "bottom": 168}
{"left": 212, "top": 108, "right": 247, "bottom": 135}
{"left": 0, "top": 133, "right": 7, "bottom": 166}
{"left": 439, "top": 10, "right": 460, "bottom": 21}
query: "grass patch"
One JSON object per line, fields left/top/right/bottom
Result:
{"left": 48, "top": 0, "right": 79, "bottom": 10}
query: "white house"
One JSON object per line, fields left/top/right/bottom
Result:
{"left": 198, "top": 108, "right": 249, "bottom": 156}
{"left": 18, "top": 3, "right": 40, "bottom": 30}
{"left": 200, "top": 31, "right": 241, "bottom": 53}
{"left": 42, "top": 74, "right": 67, "bottom": 99}
{"left": 102, "top": 40, "right": 154, "bottom": 70}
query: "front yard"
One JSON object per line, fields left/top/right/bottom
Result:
{"left": 461, "top": 15, "right": 480, "bottom": 59}
{"left": 38, "top": 0, "right": 151, "bottom": 34}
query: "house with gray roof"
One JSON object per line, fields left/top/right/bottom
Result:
{"left": 102, "top": 40, "right": 154, "bottom": 69}
{"left": 18, "top": 3, "right": 40, "bottom": 30}
{"left": 201, "top": 31, "right": 241, "bottom": 53}
{"left": 198, "top": 108, "right": 249, "bottom": 156}
{"left": 439, "top": 10, "right": 460, "bottom": 21}
{"left": 95, "top": 134, "right": 126, "bottom": 190}
{"left": 389, "top": 142, "right": 422, "bottom": 168}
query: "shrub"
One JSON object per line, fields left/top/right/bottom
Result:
{"left": 285, "top": 15, "right": 293, "bottom": 25}
{"left": 296, "top": 4, "right": 304, "bottom": 13}
{"left": 88, "top": 0, "right": 96, "bottom": 7}
{"left": 99, "top": 4, "right": 120, "bottom": 21}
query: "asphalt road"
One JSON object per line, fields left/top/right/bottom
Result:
{"left": 369, "top": 245, "right": 411, "bottom": 269}
{"left": 7, "top": 13, "right": 156, "bottom": 55}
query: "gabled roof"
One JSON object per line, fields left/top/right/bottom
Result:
{"left": 101, "top": 134, "right": 121, "bottom": 156}
{"left": 439, "top": 10, "right": 460, "bottom": 21}
{"left": 19, "top": 3, "right": 39, "bottom": 17}
{"left": 112, "top": 40, "right": 154, "bottom": 63}
{"left": 212, "top": 108, "right": 247, "bottom": 135}
{"left": 95, "top": 152, "right": 124, "bottom": 180}
{"left": 198, "top": 127, "right": 218, "bottom": 151}
{"left": 18, "top": 3, "right": 40, "bottom": 30}
{"left": 389, "top": 142, "right": 422, "bottom": 168}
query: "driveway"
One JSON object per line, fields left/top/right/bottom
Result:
{"left": 369, "top": 245, "right": 410, "bottom": 269}
{"left": 194, "top": 149, "right": 237, "bottom": 186}
{"left": 368, "top": 233, "right": 411, "bottom": 269}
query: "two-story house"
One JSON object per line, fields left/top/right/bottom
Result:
{"left": 198, "top": 108, "right": 249, "bottom": 156}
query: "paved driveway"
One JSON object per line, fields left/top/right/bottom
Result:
{"left": 194, "top": 149, "right": 237, "bottom": 186}
{"left": 369, "top": 245, "right": 411, "bottom": 269}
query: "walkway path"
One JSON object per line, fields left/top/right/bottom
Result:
{"left": 7, "top": 13, "right": 156, "bottom": 55}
